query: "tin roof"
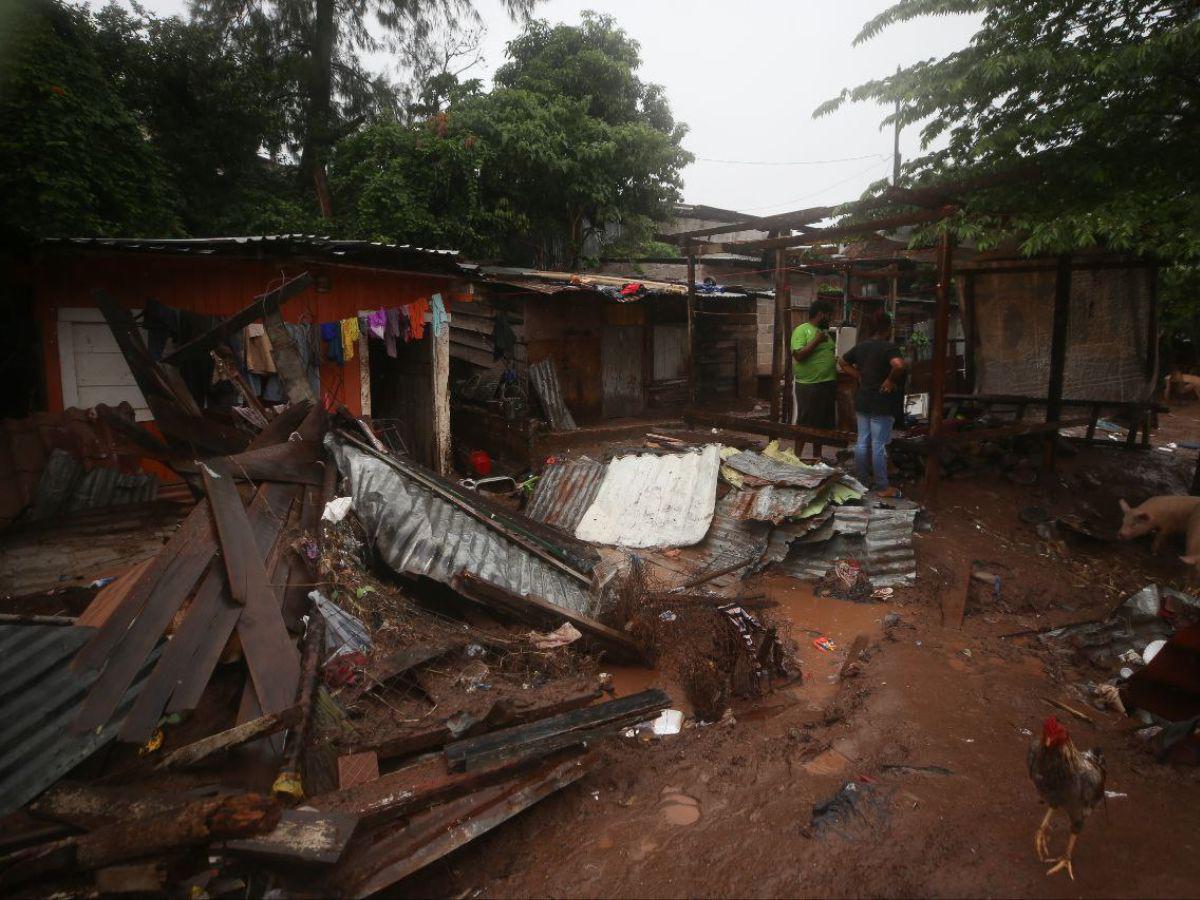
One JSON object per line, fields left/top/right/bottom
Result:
{"left": 768, "top": 500, "right": 918, "bottom": 587}
{"left": 331, "top": 440, "right": 600, "bottom": 617}
{"left": 0, "top": 623, "right": 163, "bottom": 817}
{"left": 575, "top": 447, "right": 721, "bottom": 549}
{"left": 526, "top": 456, "right": 606, "bottom": 534}
{"left": 43, "top": 235, "right": 462, "bottom": 274}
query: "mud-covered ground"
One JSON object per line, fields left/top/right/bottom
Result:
{"left": 398, "top": 403, "right": 1200, "bottom": 899}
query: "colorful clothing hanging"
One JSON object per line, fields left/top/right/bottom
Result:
{"left": 340, "top": 316, "right": 360, "bottom": 361}
{"left": 320, "top": 322, "right": 344, "bottom": 365}
{"left": 430, "top": 293, "right": 448, "bottom": 337}
{"left": 407, "top": 297, "right": 429, "bottom": 341}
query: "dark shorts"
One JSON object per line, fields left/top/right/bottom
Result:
{"left": 793, "top": 380, "right": 837, "bottom": 429}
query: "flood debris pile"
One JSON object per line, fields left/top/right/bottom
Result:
{"left": 1039, "top": 583, "right": 1200, "bottom": 765}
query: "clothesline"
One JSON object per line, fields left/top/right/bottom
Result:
{"left": 318, "top": 293, "right": 447, "bottom": 366}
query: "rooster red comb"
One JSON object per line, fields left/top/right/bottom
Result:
{"left": 1042, "top": 716, "right": 1069, "bottom": 743}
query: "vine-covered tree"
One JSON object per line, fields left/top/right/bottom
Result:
{"left": 817, "top": 0, "right": 1200, "bottom": 261}
{"left": 0, "top": 0, "right": 180, "bottom": 240}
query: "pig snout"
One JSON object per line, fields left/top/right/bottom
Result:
{"left": 1118, "top": 513, "right": 1154, "bottom": 540}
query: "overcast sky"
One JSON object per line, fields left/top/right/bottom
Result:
{"left": 100, "top": 0, "right": 981, "bottom": 215}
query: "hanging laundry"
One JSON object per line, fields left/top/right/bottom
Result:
{"left": 284, "top": 321, "right": 321, "bottom": 397}
{"left": 340, "top": 316, "right": 359, "bottom": 361}
{"left": 398, "top": 305, "right": 412, "bottom": 343}
{"left": 430, "top": 293, "right": 448, "bottom": 337}
{"left": 385, "top": 308, "right": 401, "bottom": 358}
{"left": 321, "top": 322, "right": 344, "bottom": 365}
{"left": 407, "top": 297, "right": 429, "bottom": 341}
{"left": 367, "top": 308, "right": 387, "bottom": 340}
{"left": 244, "top": 322, "right": 277, "bottom": 375}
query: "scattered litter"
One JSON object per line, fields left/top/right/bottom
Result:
{"left": 321, "top": 496, "right": 353, "bottom": 523}
{"left": 1143, "top": 639, "right": 1166, "bottom": 665}
{"left": 871, "top": 587, "right": 894, "bottom": 600}
{"left": 529, "top": 622, "right": 583, "bottom": 650}
{"left": 311, "top": 590, "right": 371, "bottom": 658}
{"left": 1104, "top": 790, "right": 1128, "bottom": 799}
{"left": 813, "top": 637, "right": 837, "bottom": 653}
{"left": 652, "top": 709, "right": 684, "bottom": 736}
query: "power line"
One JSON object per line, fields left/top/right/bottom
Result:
{"left": 740, "top": 158, "right": 894, "bottom": 213}
{"left": 693, "top": 152, "right": 890, "bottom": 167}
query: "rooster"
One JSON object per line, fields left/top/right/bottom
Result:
{"left": 1027, "top": 716, "right": 1106, "bottom": 880}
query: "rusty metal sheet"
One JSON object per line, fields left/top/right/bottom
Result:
{"left": 719, "top": 484, "right": 829, "bottom": 524}
{"left": 525, "top": 456, "right": 605, "bottom": 534}
{"left": 644, "top": 510, "right": 771, "bottom": 594}
{"left": 575, "top": 447, "right": 721, "bottom": 549}
{"left": 769, "top": 500, "right": 917, "bottom": 587}
{"left": 331, "top": 440, "right": 599, "bottom": 616}
{"left": 529, "top": 359, "right": 578, "bottom": 432}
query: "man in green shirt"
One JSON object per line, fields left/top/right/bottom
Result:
{"left": 790, "top": 299, "right": 836, "bottom": 429}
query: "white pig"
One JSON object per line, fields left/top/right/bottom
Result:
{"left": 1118, "top": 496, "right": 1200, "bottom": 556}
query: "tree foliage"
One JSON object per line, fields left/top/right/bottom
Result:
{"left": 0, "top": 0, "right": 180, "bottom": 240}
{"left": 192, "top": 0, "right": 537, "bottom": 215}
{"left": 818, "top": 0, "right": 1200, "bottom": 262}
{"left": 332, "top": 13, "right": 692, "bottom": 265}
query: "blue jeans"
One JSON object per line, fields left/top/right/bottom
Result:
{"left": 855, "top": 413, "right": 894, "bottom": 489}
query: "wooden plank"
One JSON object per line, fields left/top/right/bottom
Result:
{"left": 75, "top": 558, "right": 154, "bottom": 629}
{"left": 443, "top": 688, "right": 669, "bottom": 772}
{"left": 896, "top": 417, "right": 1091, "bottom": 452}
{"left": 94, "top": 863, "right": 165, "bottom": 894}
{"left": 132, "top": 484, "right": 296, "bottom": 731}
{"left": 161, "top": 273, "right": 313, "bottom": 366}
{"left": 72, "top": 504, "right": 219, "bottom": 732}
{"left": 30, "top": 783, "right": 202, "bottom": 831}
{"left": 246, "top": 400, "right": 314, "bottom": 450}
{"left": 203, "top": 460, "right": 301, "bottom": 716}
{"left": 327, "top": 753, "right": 595, "bottom": 898}
{"left": 452, "top": 573, "right": 645, "bottom": 665}
{"left": 218, "top": 440, "right": 324, "bottom": 486}
{"left": 337, "top": 752, "right": 379, "bottom": 790}
{"left": 223, "top": 809, "right": 359, "bottom": 865}
{"left": 682, "top": 408, "right": 853, "bottom": 447}
{"left": 155, "top": 705, "right": 302, "bottom": 770}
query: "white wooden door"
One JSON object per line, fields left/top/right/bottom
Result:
{"left": 57, "top": 308, "right": 151, "bottom": 420}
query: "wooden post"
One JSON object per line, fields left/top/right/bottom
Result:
{"left": 961, "top": 273, "right": 977, "bottom": 393}
{"left": 923, "top": 230, "right": 954, "bottom": 495}
{"left": 431, "top": 313, "right": 451, "bottom": 476}
{"left": 1043, "top": 254, "right": 1072, "bottom": 470}
{"left": 888, "top": 271, "right": 899, "bottom": 342}
{"left": 686, "top": 253, "right": 697, "bottom": 406}
{"left": 772, "top": 246, "right": 790, "bottom": 423}
{"left": 841, "top": 267, "right": 851, "bottom": 324}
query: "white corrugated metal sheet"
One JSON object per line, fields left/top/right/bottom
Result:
{"left": 575, "top": 447, "right": 721, "bottom": 549}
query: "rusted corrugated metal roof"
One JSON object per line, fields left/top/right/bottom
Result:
{"left": 768, "top": 500, "right": 917, "bottom": 587}
{"left": 528, "top": 359, "right": 578, "bottom": 431}
{"left": 645, "top": 510, "right": 771, "bottom": 594}
{"left": 331, "top": 439, "right": 600, "bottom": 616}
{"left": 575, "top": 447, "right": 721, "bottom": 549}
{"left": 0, "top": 623, "right": 163, "bottom": 817}
{"left": 722, "top": 452, "right": 836, "bottom": 488}
{"left": 526, "top": 456, "right": 605, "bottom": 533}
{"left": 719, "top": 484, "right": 828, "bottom": 523}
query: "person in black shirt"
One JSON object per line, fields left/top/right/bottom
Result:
{"left": 840, "top": 311, "right": 907, "bottom": 496}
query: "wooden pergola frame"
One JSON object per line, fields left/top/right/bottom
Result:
{"left": 665, "top": 169, "right": 1178, "bottom": 494}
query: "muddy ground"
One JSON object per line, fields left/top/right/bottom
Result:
{"left": 400, "top": 403, "right": 1200, "bottom": 899}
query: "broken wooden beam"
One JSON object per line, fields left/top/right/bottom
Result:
{"left": 264, "top": 310, "right": 317, "bottom": 405}
{"left": 0, "top": 794, "right": 279, "bottom": 889}
{"left": 155, "top": 706, "right": 302, "bottom": 771}
{"left": 161, "top": 273, "right": 314, "bottom": 365}
{"left": 326, "top": 753, "right": 596, "bottom": 897}
{"left": 443, "top": 688, "right": 669, "bottom": 773}
{"left": 223, "top": 808, "right": 359, "bottom": 866}
{"left": 202, "top": 460, "right": 301, "bottom": 717}
{"left": 682, "top": 409, "right": 853, "bottom": 447}
{"left": 273, "top": 608, "right": 324, "bottom": 800}
{"left": 452, "top": 572, "right": 645, "bottom": 665}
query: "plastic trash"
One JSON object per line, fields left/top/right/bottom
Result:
{"left": 321, "top": 496, "right": 353, "bottom": 523}
{"left": 1143, "top": 639, "right": 1167, "bottom": 665}
{"left": 659, "top": 610, "right": 677, "bottom": 622}
{"left": 652, "top": 709, "right": 684, "bottom": 736}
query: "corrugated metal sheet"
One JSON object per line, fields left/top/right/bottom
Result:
{"left": 722, "top": 452, "right": 836, "bottom": 488}
{"left": 575, "top": 447, "right": 720, "bottom": 549}
{"left": 768, "top": 500, "right": 917, "bottom": 587}
{"left": 332, "top": 441, "right": 599, "bottom": 616}
{"left": 762, "top": 508, "right": 834, "bottom": 567}
{"left": 645, "top": 510, "right": 771, "bottom": 593}
{"left": 719, "top": 484, "right": 828, "bottom": 523}
{"left": 0, "top": 624, "right": 163, "bottom": 817}
{"left": 32, "top": 449, "right": 158, "bottom": 520}
{"left": 528, "top": 359, "right": 578, "bottom": 431}
{"left": 47, "top": 235, "right": 460, "bottom": 270}
{"left": 525, "top": 456, "right": 605, "bottom": 533}
{"left": 864, "top": 506, "right": 918, "bottom": 586}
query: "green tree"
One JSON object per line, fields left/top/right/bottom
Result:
{"left": 192, "top": 0, "right": 538, "bottom": 218}
{"left": 817, "top": 0, "right": 1200, "bottom": 262}
{"left": 91, "top": 3, "right": 313, "bottom": 236}
{"left": 330, "top": 13, "right": 691, "bottom": 266}
{"left": 0, "top": 0, "right": 180, "bottom": 240}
